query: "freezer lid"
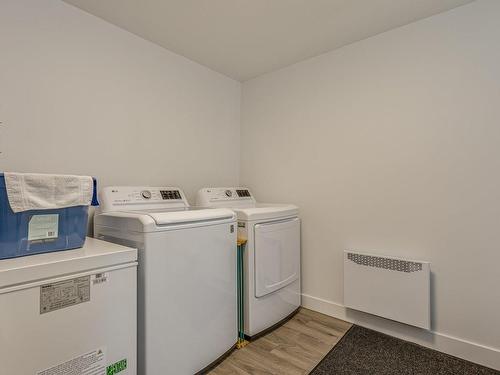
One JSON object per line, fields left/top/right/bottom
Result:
{"left": 145, "top": 208, "right": 236, "bottom": 225}
{"left": 0, "top": 237, "right": 137, "bottom": 290}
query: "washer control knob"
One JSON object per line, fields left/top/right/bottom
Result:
{"left": 141, "top": 190, "right": 152, "bottom": 199}
{"left": 225, "top": 190, "right": 233, "bottom": 197}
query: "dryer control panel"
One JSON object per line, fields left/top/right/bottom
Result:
{"left": 99, "top": 186, "right": 189, "bottom": 212}
{"left": 196, "top": 187, "right": 256, "bottom": 208}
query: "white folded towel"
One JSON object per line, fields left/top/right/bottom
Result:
{"left": 4, "top": 172, "right": 94, "bottom": 213}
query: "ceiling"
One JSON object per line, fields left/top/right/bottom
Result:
{"left": 63, "top": 0, "right": 475, "bottom": 81}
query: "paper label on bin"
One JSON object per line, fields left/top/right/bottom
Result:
{"left": 40, "top": 276, "right": 90, "bottom": 314}
{"left": 37, "top": 347, "right": 106, "bottom": 375}
{"left": 92, "top": 272, "right": 108, "bottom": 285}
{"left": 28, "top": 214, "right": 59, "bottom": 241}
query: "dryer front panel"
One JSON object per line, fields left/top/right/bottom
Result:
{"left": 254, "top": 217, "right": 300, "bottom": 298}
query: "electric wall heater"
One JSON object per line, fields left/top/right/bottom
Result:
{"left": 344, "top": 250, "right": 430, "bottom": 329}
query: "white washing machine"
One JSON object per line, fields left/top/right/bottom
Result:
{"left": 197, "top": 187, "right": 301, "bottom": 338}
{"left": 0, "top": 238, "right": 138, "bottom": 375}
{"left": 94, "top": 186, "right": 237, "bottom": 375}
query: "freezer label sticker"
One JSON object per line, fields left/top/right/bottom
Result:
{"left": 40, "top": 276, "right": 90, "bottom": 314}
{"left": 92, "top": 273, "right": 108, "bottom": 285}
{"left": 106, "top": 359, "right": 127, "bottom": 375}
{"left": 28, "top": 214, "right": 59, "bottom": 241}
{"left": 37, "top": 347, "right": 106, "bottom": 375}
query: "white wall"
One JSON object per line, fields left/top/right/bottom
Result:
{"left": 2, "top": 0, "right": 499, "bottom": 369}
{"left": 0, "top": 0, "right": 241, "bottom": 204}
{"left": 241, "top": 0, "right": 500, "bottom": 369}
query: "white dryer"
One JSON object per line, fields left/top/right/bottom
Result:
{"left": 94, "top": 186, "right": 237, "bottom": 375}
{"left": 197, "top": 188, "right": 301, "bottom": 338}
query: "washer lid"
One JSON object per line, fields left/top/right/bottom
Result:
{"left": 138, "top": 208, "right": 236, "bottom": 225}
{"left": 0, "top": 238, "right": 137, "bottom": 290}
{"left": 95, "top": 207, "right": 236, "bottom": 233}
{"left": 235, "top": 204, "right": 298, "bottom": 221}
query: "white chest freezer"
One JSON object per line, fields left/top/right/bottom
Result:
{"left": 0, "top": 237, "right": 138, "bottom": 375}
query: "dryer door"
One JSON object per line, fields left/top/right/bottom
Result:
{"left": 254, "top": 217, "right": 300, "bottom": 298}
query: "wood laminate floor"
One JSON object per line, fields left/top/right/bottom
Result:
{"left": 210, "top": 308, "right": 352, "bottom": 375}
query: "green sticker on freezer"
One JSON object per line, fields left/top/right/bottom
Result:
{"left": 28, "top": 214, "right": 59, "bottom": 241}
{"left": 107, "top": 359, "right": 127, "bottom": 375}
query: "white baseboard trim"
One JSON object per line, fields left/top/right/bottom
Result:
{"left": 302, "top": 293, "right": 500, "bottom": 371}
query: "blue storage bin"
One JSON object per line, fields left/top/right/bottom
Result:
{"left": 0, "top": 174, "right": 99, "bottom": 260}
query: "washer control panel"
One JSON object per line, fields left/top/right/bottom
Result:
{"left": 160, "top": 190, "right": 182, "bottom": 200}
{"left": 99, "top": 186, "right": 188, "bottom": 212}
{"left": 236, "top": 189, "right": 251, "bottom": 198}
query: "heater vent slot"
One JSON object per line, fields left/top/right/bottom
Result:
{"left": 347, "top": 252, "right": 422, "bottom": 273}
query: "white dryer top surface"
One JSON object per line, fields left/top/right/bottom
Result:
{"left": 196, "top": 187, "right": 298, "bottom": 221}
{"left": 0, "top": 237, "right": 137, "bottom": 290}
{"left": 232, "top": 203, "right": 298, "bottom": 221}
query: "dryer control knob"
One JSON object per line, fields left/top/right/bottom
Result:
{"left": 225, "top": 190, "right": 233, "bottom": 197}
{"left": 141, "top": 190, "right": 152, "bottom": 199}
